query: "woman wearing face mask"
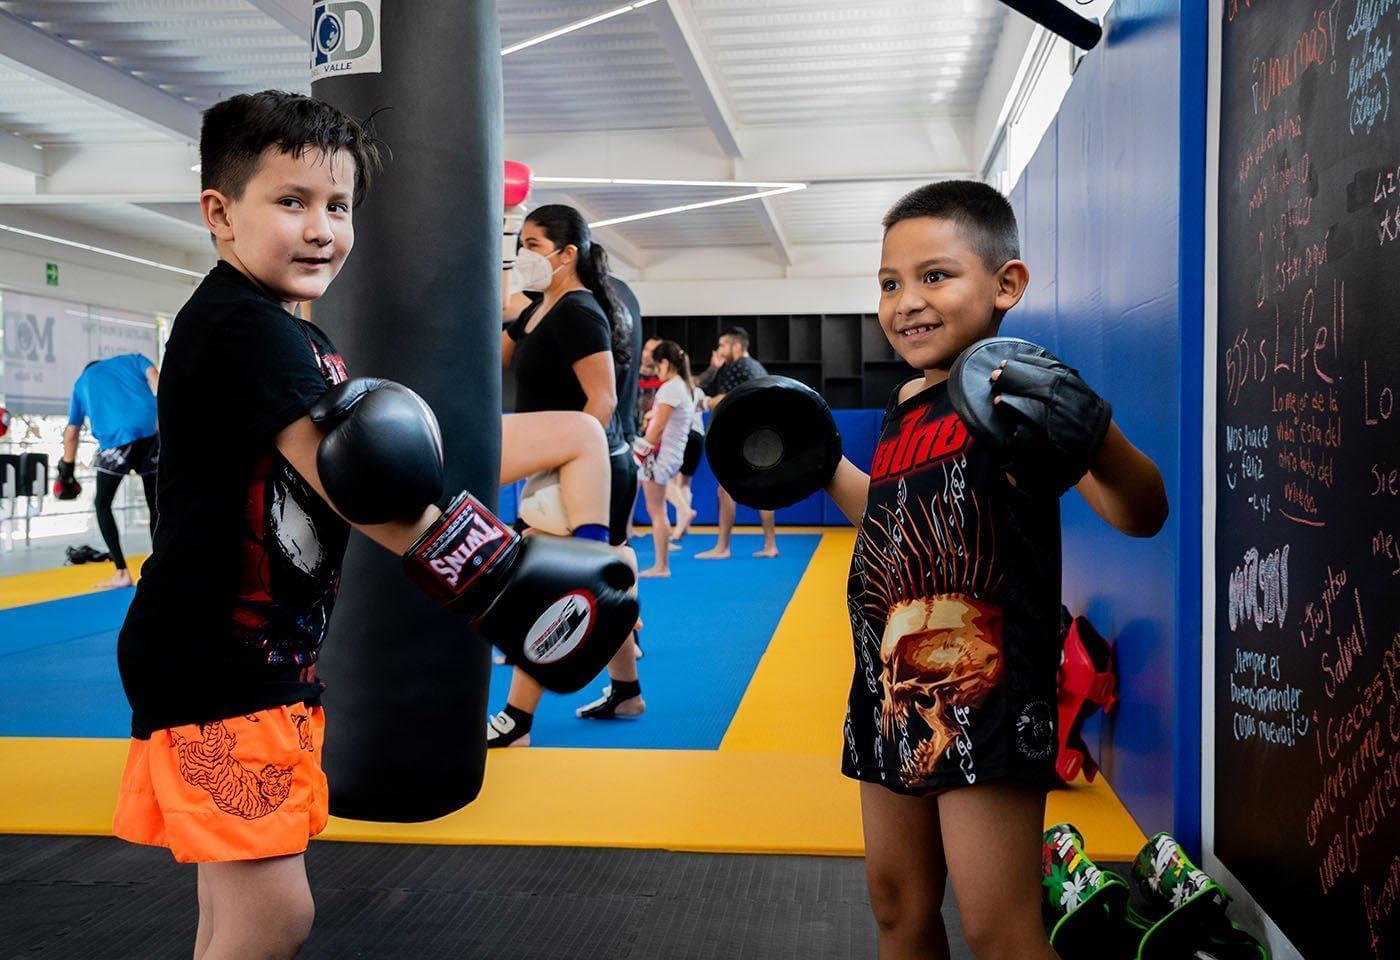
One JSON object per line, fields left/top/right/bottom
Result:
{"left": 491, "top": 204, "right": 646, "bottom": 744}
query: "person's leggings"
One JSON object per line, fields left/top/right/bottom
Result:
{"left": 94, "top": 472, "right": 157, "bottom": 571}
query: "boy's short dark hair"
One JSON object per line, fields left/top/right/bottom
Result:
{"left": 201, "top": 90, "right": 382, "bottom": 208}
{"left": 882, "top": 180, "right": 1020, "bottom": 271}
{"left": 721, "top": 326, "right": 750, "bottom": 350}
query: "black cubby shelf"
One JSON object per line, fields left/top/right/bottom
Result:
{"left": 642, "top": 312, "right": 892, "bottom": 409}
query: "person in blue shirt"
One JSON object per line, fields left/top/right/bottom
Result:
{"left": 62, "top": 353, "right": 160, "bottom": 589}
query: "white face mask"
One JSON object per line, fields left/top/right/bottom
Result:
{"left": 510, "top": 247, "right": 559, "bottom": 293}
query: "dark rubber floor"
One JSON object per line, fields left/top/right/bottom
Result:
{"left": 0, "top": 835, "right": 984, "bottom": 959}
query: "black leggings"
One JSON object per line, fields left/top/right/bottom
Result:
{"left": 94, "top": 472, "right": 157, "bottom": 571}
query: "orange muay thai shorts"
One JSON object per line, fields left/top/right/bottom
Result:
{"left": 113, "top": 705, "right": 328, "bottom": 863}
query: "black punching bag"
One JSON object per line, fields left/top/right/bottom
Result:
{"left": 312, "top": 2, "right": 500, "bottom": 821}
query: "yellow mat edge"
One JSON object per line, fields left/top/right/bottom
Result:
{"left": 0, "top": 737, "right": 1147, "bottom": 861}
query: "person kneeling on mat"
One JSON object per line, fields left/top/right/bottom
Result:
{"left": 705, "top": 180, "right": 1168, "bottom": 960}
{"left": 112, "top": 91, "right": 635, "bottom": 960}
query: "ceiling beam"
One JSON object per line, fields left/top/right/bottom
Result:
{"left": 0, "top": 129, "right": 46, "bottom": 177}
{"left": 0, "top": 10, "right": 203, "bottom": 143}
{"left": 246, "top": 0, "right": 312, "bottom": 37}
{"left": 0, "top": 193, "right": 193, "bottom": 205}
{"left": 552, "top": 192, "right": 648, "bottom": 271}
{"left": 135, "top": 202, "right": 209, "bottom": 234}
{"left": 646, "top": 0, "right": 743, "bottom": 159}
{"left": 586, "top": 4, "right": 807, "bottom": 265}
{"left": 754, "top": 197, "right": 792, "bottom": 267}
{"left": 0, "top": 203, "right": 211, "bottom": 279}
{"left": 508, "top": 119, "right": 973, "bottom": 186}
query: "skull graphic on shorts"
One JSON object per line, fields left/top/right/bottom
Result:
{"left": 878, "top": 593, "right": 1003, "bottom": 779}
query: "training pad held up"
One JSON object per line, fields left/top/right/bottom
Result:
{"left": 705, "top": 376, "right": 842, "bottom": 511}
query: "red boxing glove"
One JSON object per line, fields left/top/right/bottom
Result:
{"left": 53, "top": 459, "right": 81, "bottom": 500}
{"left": 504, "top": 160, "right": 533, "bottom": 208}
{"left": 0, "top": 404, "right": 9, "bottom": 438}
{"left": 503, "top": 160, "right": 534, "bottom": 271}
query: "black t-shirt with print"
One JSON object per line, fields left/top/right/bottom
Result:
{"left": 118, "top": 261, "right": 350, "bottom": 739}
{"left": 841, "top": 378, "right": 1062, "bottom": 795}
{"left": 704, "top": 355, "right": 767, "bottom": 397}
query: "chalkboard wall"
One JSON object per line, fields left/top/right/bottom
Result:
{"left": 1217, "top": 2, "right": 1400, "bottom": 957}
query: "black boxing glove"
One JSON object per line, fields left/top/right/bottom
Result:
{"left": 309, "top": 378, "right": 445, "bottom": 524}
{"left": 403, "top": 493, "right": 637, "bottom": 692}
{"left": 992, "top": 353, "right": 1111, "bottom": 495}
{"left": 704, "top": 376, "right": 843, "bottom": 511}
{"left": 53, "top": 459, "right": 81, "bottom": 501}
{"left": 949, "top": 338, "right": 1111, "bottom": 497}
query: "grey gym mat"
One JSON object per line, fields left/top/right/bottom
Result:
{"left": 0, "top": 835, "right": 984, "bottom": 959}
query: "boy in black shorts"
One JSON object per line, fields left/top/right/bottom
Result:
{"left": 820, "top": 182, "right": 1169, "bottom": 958}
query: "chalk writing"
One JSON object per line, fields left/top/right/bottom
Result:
{"left": 1253, "top": 4, "right": 1340, "bottom": 115}
{"left": 1229, "top": 545, "right": 1291, "bottom": 631}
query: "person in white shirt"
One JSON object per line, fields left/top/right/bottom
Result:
{"left": 665, "top": 380, "right": 707, "bottom": 548}
{"left": 630, "top": 340, "right": 694, "bottom": 578}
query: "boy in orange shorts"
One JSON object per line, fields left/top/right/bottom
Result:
{"left": 114, "top": 83, "right": 643, "bottom": 958}
{"left": 111, "top": 90, "right": 384, "bottom": 960}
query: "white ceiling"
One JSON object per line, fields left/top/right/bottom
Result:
{"left": 0, "top": 0, "right": 1028, "bottom": 277}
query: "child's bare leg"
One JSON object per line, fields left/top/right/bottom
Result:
{"left": 860, "top": 782, "right": 951, "bottom": 960}
{"left": 196, "top": 855, "right": 314, "bottom": 960}
{"left": 667, "top": 476, "right": 695, "bottom": 540}
{"left": 194, "top": 870, "right": 214, "bottom": 960}
{"left": 500, "top": 412, "right": 609, "bottom": 529}
{"left": 639, "top": 480, "right": 671, "bottom": 577}
{"left": 938, "top": 782, "right": 1057, "bottom": 960}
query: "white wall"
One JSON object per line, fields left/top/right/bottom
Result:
{"left": 0, "top": 206, "right": 203, "bottom": 316}
{"left": 0, "top": 240, "right": 197, "bottom": 317}
{"left": 628, "top": 242, "right": 879, "bottom": 315}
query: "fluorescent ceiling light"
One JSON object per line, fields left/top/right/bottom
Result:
{"left": 501, "top": 0, "right": 659, "bottom": 57}
{"left": 588, "top": 184, "right": 806, "bottom": 228}
{"left": 535, "top": 176, "right": 802, "bottom": 189}
{"left": 0, "top": 223, "right": 204, "bottom": 278}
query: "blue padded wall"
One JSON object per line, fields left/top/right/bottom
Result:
{"left": 1004, "top": 0, "right": 1205, "bottom": 849}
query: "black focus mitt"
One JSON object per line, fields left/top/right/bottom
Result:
{"left": 948, "top": 337, "right": 1111, "bottom": 497}
{"left": 704, "top": 376, "right": 842, "bottom": 511}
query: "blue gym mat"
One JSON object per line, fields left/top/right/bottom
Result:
{"left": 0, "top": 534, "right": 820, "bottom": 747}
{"left": 488, "top": 533, "right": 820, "bottom": 749}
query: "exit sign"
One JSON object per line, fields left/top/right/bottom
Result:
{"left": 44, "top": 262, "right": 58, "bottom": 286}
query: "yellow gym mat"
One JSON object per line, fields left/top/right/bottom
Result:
{"left": 0, "top": 532, "right": 1146, "bottom": 859}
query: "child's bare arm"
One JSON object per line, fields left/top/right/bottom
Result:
{"left": 826, "top": 456, "right": 871, "bottom": 525}
{"left": 1074, "top": 421, "right": 1168, "bottom": 537}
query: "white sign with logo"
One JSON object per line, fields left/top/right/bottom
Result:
{"left": 2, "top": 294, "right": 90, "bottom": 415}
{"left": 1, "top": 295, "right": 158, "bottom": 415}
{"left": 311, "top": 0, "right": 382, "bottom": 81}
{"left": 92, "top": 307, "right": 159, "bottom": 363}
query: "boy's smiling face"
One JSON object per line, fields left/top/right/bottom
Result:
{"left": 877, "top": 216, "right": 1028, "bottom": 380}
{"left": 202, "top": 145, "right": 356, "bottom": 310}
